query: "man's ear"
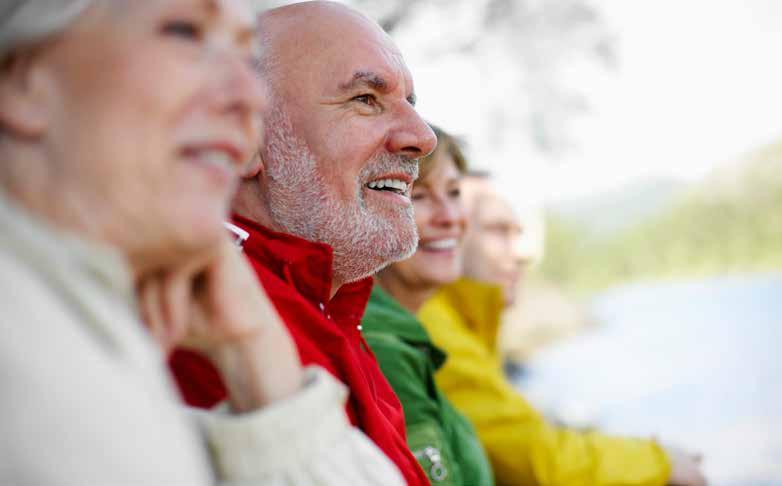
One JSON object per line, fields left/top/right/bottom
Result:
{"left": 240, "top": 150, "right": 265, "bottom": 179}
{"left": 0, "top": 52, "right": 52, "bottom": 138}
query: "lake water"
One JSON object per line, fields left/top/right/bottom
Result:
{"left": 517, "top": 273, "right": 782, "bottom": 485}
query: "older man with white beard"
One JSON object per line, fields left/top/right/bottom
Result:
{"left": 170, "top": 2, "right": 437, "bottom": 485}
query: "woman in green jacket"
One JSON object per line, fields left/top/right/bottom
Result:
{"left": 363, "top": 125, "right": 494, "bottom": 486}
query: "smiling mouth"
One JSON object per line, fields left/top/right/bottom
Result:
{"left": 183, "top": 148, "right": 236, "bottom": 171}
{"left": 420, "top": 238, "right": 459, "bottom": 251}
{"left": 366, "top": 178, "right": 410, "bottom": 196}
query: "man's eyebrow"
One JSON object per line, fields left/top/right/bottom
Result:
{"left": 339, "top": 71, "right": 418, "bottom": 107}
{"left": 339, "top": 71, "right": 388, "bottom": 92}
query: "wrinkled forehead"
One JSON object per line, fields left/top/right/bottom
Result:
{"left": 461, "top": 177, "right": 493, "bottom": 210}
{"left": 266, "top": 9, "right": 414, "bottom": 99}
{"left": 320, "top": 32, "right": 413, "bottom": 96}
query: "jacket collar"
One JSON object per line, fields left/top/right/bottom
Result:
{"left": 232, "top": 215, "right": 373, "bottom": 327}
{"left": 364, "top": 285, "right": 447, "bottom": 369}
{"left": 436, "top": 278, "right": 505, "bottom": 351}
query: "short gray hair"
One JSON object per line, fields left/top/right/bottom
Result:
{"left": 0, "top": 0, "right": 93, "bottom": 62}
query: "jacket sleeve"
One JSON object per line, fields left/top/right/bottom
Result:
{"left": 428, "top": 318, "right": 671, "bottom": 486}
{"left": 191, "top": 366, "right": 406, "bottom": 486}
{"left": 366, "top": 333, "right": 462, "bottom": 486}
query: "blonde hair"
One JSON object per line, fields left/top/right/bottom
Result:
{"left": 0, "top": 0, "right": 93, "bottom": 62}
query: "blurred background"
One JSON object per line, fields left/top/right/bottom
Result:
{"left": 271, "top": 1, "right": 782, "bottom": 483}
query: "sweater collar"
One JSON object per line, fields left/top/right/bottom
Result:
{"left": 232, "top": 215, "right": 373, "bottom": 327}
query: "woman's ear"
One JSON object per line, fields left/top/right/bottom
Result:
{"left": 240, "top": 149, "right": 265, "bottom": 179}
{"left": 0, "top": 51, "right": 52, "bottom": 138}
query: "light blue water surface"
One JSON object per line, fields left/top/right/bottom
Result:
{"left": 517, "top": 273, "right": 782, "bottom": 485}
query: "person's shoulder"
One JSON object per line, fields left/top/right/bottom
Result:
{"left": 365, "top": 328, "right": 431, "bottom": 371}
{"left": 419, "top": 292, "right": 467, "bottom": 331}
{"left": 364, "top": 328, "right": 410, "bottom": 354}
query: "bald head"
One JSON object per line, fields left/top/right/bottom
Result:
{"left": 257, "top": 2, "right": 401, "bottom": 88}
{"left": 461, "top": 176, "right": 494, "bottom": 219}
{"left": 234, "top": 0, "right": 435, "bottom": 292}
{"left": 259, "top": 1, "right": 380, "bottom": 38}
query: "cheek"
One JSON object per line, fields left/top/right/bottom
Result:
{"left": 485, "top": 240, "right": 509, "bottom": 270}
{"left": 316, "top": 120, "right": 386, "bottom": 194}
{"left": 413, "top": 203, "right": 431, "bottom": 232}
{"left": 107, "top": 58, "right": 225, "bottom": 218}
{"left": 410, "top": 247, "right": 462, "bottom": 284}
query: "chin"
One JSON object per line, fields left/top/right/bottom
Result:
{"left": 421, "top": 269, "right": 460, "bottom": 288}
{"left": 174, "top": 205, "right": 227, "bottom": 249}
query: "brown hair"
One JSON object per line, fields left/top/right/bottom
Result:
{"left": 418, "top": 123, "right": 468, "bottom": 181}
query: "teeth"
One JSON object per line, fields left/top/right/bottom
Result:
{"left": 367, "top": 178, "right": 409, "bottom": 192}
{"left": 198, "top": 150, "right": 233, "bottom": 169}
{"left": 423, "top": 239, "right": 458, "bottom": 250}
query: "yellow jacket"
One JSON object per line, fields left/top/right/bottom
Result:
{"left": 418, "top": 279, "right": 671, "bottom": 486}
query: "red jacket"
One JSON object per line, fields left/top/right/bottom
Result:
{"left": 170, "top": 216, "right": 429, "bottom": 486}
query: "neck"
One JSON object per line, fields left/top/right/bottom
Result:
{"left": 376, "top": 270, "right": 437, "bottom": 314}
{"left": 1, "top": 148, "right": 188, "bottom": 284}
{"left": 232, "top": 179, "right": 279, "bottom": 231}
{"left": 235, "top": 180, "right": 347, "bottom": 300}
{"left": 1, "top": 151, "right": 105, "bottom": 243}
{"left": 329, "top": 278, "right": 343, "bottom": 300}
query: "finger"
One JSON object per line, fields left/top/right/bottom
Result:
{"left": 164, "top": 243, "right": 225, "bottom": 344}
{"left": 137, "top": 276, "right": 167, "bottom": 349}
{"left": 191, "top": 239, "right": 238, "bottom": 316}
{"left": 160, "top": 269, "right": 193, "bottom": 351}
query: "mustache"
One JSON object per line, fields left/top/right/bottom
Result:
{"left": 359, "top": 153, "right": 419, "bottom": 183}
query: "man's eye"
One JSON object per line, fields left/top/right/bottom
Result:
{"left": 162, "top": 20, "right": 203, "bottom": 40}
{"left": 411, "top": 192, "right": 426, "bottom": 201}
{"left": 448, "top": 188, "right": 461, "bottom": 199}
{"left": 353, "top": 94, "right": 377, "bottom": 106}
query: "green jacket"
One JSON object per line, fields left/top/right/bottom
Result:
{"left": 363, "top": 286, "right": 494, "bottom": 486}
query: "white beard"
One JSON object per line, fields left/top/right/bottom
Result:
{"left": 262, "top": 105, "right": 418, "bottom": 284}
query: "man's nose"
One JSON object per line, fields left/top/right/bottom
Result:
{"left": 386, "top": 104, "right": 437, "bottom": 158}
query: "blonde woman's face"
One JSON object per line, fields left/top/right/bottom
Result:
{"left": 26, "top": 0, "right": 266, "bottom": 266}
{"left": 385, "top": 151, "right": 466, "bottom": 290}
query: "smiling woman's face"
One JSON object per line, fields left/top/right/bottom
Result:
{"left": 381, "top": 149, "right": 466, "bottom": 292}
{"left": 1, "top": 0, "right": 265, "bottom": 271}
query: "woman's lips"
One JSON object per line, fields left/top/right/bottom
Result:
{"left": 179, "top": 137, "right": 250, "bottom": 185}
{"left": 180, "top": 146, "right": 240, "bottom": 188}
